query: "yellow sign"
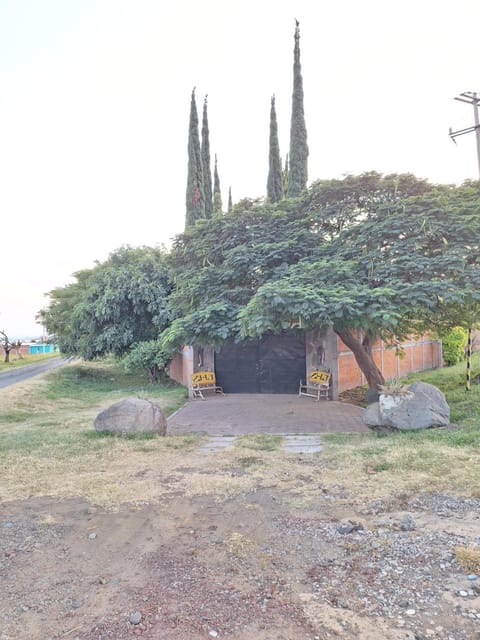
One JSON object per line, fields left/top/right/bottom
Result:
{"left": 192, "top": 371, "right": 216, "bottom": 386}
{"left": 309, "top": 370, "right": 330, "bottom": 384}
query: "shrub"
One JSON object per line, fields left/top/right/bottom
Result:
{"left": 442, "top": 327, "right": 468, "bottom": 366}
{"left": 121, "top": 340, "right": 168, "bottom": 382}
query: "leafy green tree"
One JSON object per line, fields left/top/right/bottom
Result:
{"left": 267, "top": 95, "right": 283, "bottom": 203}
{"left": 287, "top": 21, "right": 308, "bottom": 198}
{"left": 185, "top": 88, "right": 205, "bottom": 228}
{"left": 240, "top": 182, "right": 480, "bottom": 388}
{"left": 201, "top": 95, "right": 213, "bottom": 219}
{"left": 213, "top": 154, "right": 223, "bottom": 216}
{"left": 41, "top": 247, "right": 172, "bottom": 359}
{"left": 162, "top": 174, "right": 480, "bottom": 391}
{"left": 37, "top": 269, "right": 92, "bottom": 355}
{"left": 162, "top": 196, "right": 319, "bottom": 354}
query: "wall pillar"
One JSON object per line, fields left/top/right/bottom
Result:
{"left": 305, "top": 327, "right": 339, "bottom": 400}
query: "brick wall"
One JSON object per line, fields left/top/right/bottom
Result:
{"left": 337, "top": 335, "right": 442, "bottom": 393}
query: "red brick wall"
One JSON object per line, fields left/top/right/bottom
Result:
{"left": 167, "top": 347, "right": 194, "bottom": 388}
{"left": 337, "top": 335, "right": 441, "bottom": 393}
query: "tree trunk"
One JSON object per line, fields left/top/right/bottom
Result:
{"left": 334, "top": 328, "right": 385, "bottom": 390}
{"left": 4, "top": 348, "right": 10, "bottom": 364}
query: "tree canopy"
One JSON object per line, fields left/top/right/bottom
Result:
{"left": 161, "top": 174, "right": 480, "bottom": 388}
{"left": 40, "top": 173, "right": 480, "bottom": 390}
{"left": 41, "top": 246, "right": 171, "bottom": 359}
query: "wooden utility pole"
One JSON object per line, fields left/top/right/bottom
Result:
{"left": 449, "top": 91, "right": 480, "bottom": 391}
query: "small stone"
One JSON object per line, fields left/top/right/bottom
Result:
{"left": 467, "top": 574, "right": 478, "bottom": 581}
{"left": 457, "top": 590, "right": 468, "bottom": 597}
{"left": 88, "top": 533, "right": 97, "bottom": 540}
{"left": 129, "top": 611, "right": 142, "bottom": 625}
{"left": 406, "top": 608, "right": 416, "bottom": 616}
{"left": 4, "top": 522, "right": 14, "bottom": 528}
{"left": 400, "top": 514, "right": 416, "bottom": 531}
{"left": 208, "top": 631, "right": 218, "bottom": 638}
{"left": 70, "top": 599, "right": 81, "bottom": 609}
{"left": 336, "top": 520, "right": 363, "bottom": 535}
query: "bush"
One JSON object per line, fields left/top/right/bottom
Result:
{"left": 442, "top": 327, "right": 468, "bottom": 366}
{"left": 121, "top": 340, "right": 168, "bottom": 382}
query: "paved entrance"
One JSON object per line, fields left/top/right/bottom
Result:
{"left": 167, "top": 394, "right": 367, "bottom": 436}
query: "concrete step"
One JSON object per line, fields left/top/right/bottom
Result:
{"left": 199, "top": 435, "right": 238, "bottom": 453}
{"left": 282, "top": 434, "right": 323, "bottom": 454}
{"left": 199, "top": 434, "right": 322, "bottom": 454}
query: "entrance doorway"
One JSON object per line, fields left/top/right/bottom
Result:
{"left": 215, "top": 332, "right": 306, "bottom": 394}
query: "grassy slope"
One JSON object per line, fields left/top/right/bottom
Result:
{"left": 1, "top": 356, "right": 479, "bottom": 508}
{"left": 0, "top": 360, "right": 197, "bottom": 505}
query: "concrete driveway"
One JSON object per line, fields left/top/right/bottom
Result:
{"left": 167, "top": 393, "right": 367, "bottom": 435}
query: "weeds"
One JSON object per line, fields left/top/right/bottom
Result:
{"left": 454, "top": 546, "right": 480, "bottom": 573}
{"left": 235, "top": 434, "right": 282, "bottom": 451}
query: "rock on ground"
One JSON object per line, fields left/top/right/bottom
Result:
{"left": 363, "top": 381, "right": 450, "bottom": 431}
{"left": 94, "top": 397, "right": 167, "bottom": 436}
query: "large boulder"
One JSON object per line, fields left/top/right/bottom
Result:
{"left": 363, "top": 381, "right": 450, "bottom": 431}
{"left": 94, "top": 397, "right": 167, "bottom": 436}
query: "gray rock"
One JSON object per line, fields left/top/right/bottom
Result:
{"left": 94, "top": 397, "right": 167, "bottom": 436}
{"left": 363, "top": 382, "right": 450, "bottom": 431}
{"left": 400, "top": 514, "right": 416, "bottom": 531}
{"left": 336, "top": 520, "right": 364, "bottom": 535}
{"left": 129, "top": 611, "right": 142, "bottom": 625}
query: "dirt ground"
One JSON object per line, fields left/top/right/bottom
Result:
{"left": 2, "top": 474, "right": 480, "bottom": 640}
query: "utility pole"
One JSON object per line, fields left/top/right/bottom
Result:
{"left": 449, "top": 92, "right": 480, "bottom": 177}
{"left": 449, "top": 91, "right": 480, "bottom": 391}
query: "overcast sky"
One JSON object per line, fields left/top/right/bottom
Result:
{"left": 1, "top": 0, "right": 480, "bottom": 338}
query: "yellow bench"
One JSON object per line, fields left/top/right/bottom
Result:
{"left": 192, "top": 371, "right": 224, "bottom": 400}
{"left": 299, "top": 370, "right": 331, "bottom": 401}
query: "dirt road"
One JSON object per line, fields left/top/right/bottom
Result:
{"left": 1, "top": 484, "right": 479, "bottom": 639}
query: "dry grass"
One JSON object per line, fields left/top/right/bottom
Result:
{"left": 226, "top": 532, "right": 257, "bottom": 558}
{"left": 2, "top": 357, "right": 480, "bottom": 511}
{"left": 454, "top": 546, "right": 480, "bottom": 573}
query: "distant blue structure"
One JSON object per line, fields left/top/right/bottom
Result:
{"left": 28, "top": 344, "right": 59, "bottom": 355}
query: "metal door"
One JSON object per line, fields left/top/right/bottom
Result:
{"left": 215, "top": 332, "right": 306, "bottom": 394}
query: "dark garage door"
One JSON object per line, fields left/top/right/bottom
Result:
{"left": 215, "top": 332, "right": 306, "bottom": 394}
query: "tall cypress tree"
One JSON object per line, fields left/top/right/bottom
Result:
{"left": 213, "top": 154, "right": 223, "bottom": 216}
{"left": 185, "top": 88, "right": 205, "bottom": 228}
{"left": 201, "top": 95, "right": 213, "bottom": 218}
{"left": 287, "top": 20, "right": 308, "bottom": 198}
{"left": 282, "top": 153, "right": 289, "bottom": 199}
{"left": 267, "top": 95, "right": 283, "bottom": 203}
{"left": 228, "top": 187, "right": 233, "bottom": 213}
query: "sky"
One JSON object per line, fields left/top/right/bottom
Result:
{"left": 1, "top": 0, "right": 480, "bottom": 338}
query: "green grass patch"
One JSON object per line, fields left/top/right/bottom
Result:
{"left": 0, "top": 410, "right": 31, "bottom": 423}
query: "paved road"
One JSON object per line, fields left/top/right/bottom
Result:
{"left": 0, "top": 357, "right": 69, "bottom": 389}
